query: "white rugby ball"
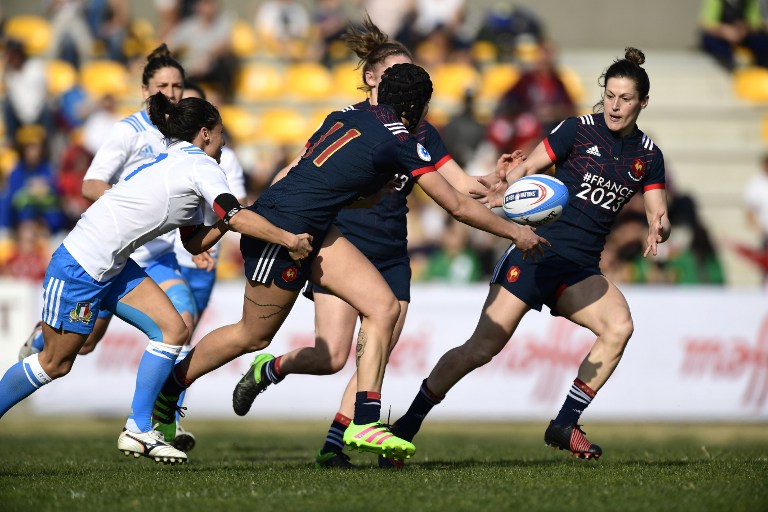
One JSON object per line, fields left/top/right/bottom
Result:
{"left": 502, "top": 174, "right": 568, "bottom": 226}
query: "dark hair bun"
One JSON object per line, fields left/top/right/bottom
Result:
{"left": 624, "top": 47, "right": 645, "bottom": 66}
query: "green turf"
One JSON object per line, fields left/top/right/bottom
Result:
{"left": 0, "top": 419, "right": 766, "bottom": 512}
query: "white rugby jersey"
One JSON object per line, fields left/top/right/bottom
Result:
{"left": 173, "top": 146, "right": 247, "bottom": 268}
{"left": 82, "top": 109, "right": 176, "bottom": 266}
{"left": 64, "top": 143, "right": 233, "bottom": 282}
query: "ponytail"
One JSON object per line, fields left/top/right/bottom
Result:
{"left": 148, "top": 92, "right": 220, "bottom": 143}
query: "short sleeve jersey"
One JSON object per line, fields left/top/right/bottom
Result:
{"left": 64, "top": 143, "right": 233, "bottom": 282}
{"left": 333, "top": 100, "right": 451, "bottom": 260}
{"left": 173, "top": 145, "right": 247, "bottom": 268}
{"left": 251, "top": 104, "right": 437, "bottom": 240}
{"left": 537, "top": 113, "right": 665, "bottom": 267}
{"left": 82, "top": 109, "right": 176, "bottom": 266}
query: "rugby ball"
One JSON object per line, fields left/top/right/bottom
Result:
{"left": 502, "top": 175, "right": 568, "bottom": 226}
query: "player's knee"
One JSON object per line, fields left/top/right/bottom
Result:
{"left": 163, "top": 320, "right": 189, "bottom": 346}
{"left": 325, "top": 351, "right": 349, "bottom": 373}
{"left": 39, "top": 355, "right": 75, "bottom": 379}
{"left": 601, "top": 316, "right": 634, "bottom": 352}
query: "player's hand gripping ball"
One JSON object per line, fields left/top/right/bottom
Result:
{"left": 502, "top": 175, "right": 568, "bottom": 227}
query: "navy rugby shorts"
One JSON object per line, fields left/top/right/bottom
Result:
{"left": 490, "top": 245, "right": 602, "bottom": 315}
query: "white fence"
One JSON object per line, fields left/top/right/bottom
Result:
{"left": 1, "top": 278, "right": 766, "bottom": 421}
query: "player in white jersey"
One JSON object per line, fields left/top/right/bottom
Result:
{"left": 0, "top": 93, "right": 313, "bottom": 465}
{"left": 153, "top": 82, "right": 248, "bottom": 448}
{"left": 17, "top": 45, "right": 200, "bottom": 450}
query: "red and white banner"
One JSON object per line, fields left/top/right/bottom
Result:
{"left": 4, "top": 279, "right": 767, "bottom": 421}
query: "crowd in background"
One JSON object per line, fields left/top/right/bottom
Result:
{"left": 4, "top": 0, "right": 762, "bottom": 287}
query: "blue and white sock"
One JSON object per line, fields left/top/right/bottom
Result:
{"left": 125, "top": 340, "right": 182, "bottom": 433}
{"left": 0, "top": 354, "right": 52, "bottom": 417}
{"left": 31, "top": 328, "right": 45, "bottom": 352}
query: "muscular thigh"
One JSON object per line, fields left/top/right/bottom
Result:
{"left": 310, "top": 228, "right": 395, "bottom": 318}
{"left": 240, "top": 280, "right": 300, "bottom": 340}
{"left": 556, "top": 275, "right": 631, "bottom": 334}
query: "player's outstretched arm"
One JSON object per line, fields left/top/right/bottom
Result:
{"left": 227, "top": 210, "right": 313, "bottom": 263}
{"left": 417, "top": 171, "right": 549, "bottom": 257}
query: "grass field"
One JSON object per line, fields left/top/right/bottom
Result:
{"left": 1, "top": 418, "right": 766, "bottom": 512}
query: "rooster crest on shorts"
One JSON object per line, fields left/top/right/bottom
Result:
{"left": 69, "top": 302, "right": 93, "bottom": 324}
{"left": 506, "top": 266, "right": 521, "bottom": 283}
{"left": 629, "top": 159, "right": 645, "bottom": 181}
{"left": 282, "top": 267, "right": 298, "bottom": 283}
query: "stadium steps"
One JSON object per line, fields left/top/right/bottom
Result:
{"left": 560, "top": 49, "right": 767, "bottom": 285}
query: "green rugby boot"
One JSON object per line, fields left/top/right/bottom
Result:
{"left": 232, "top": 353, "right": 275, "bottom": 416}
{"left": 343, "top": 421, "right": 416, "bottom": 460}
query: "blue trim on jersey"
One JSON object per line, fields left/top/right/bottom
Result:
{"left": 140, "top": 109, "right": 154, "bottom": 127}
{"left": 124, "top": 153, "right": 168, "bottom": 181}
{"left": 181, "top": 145, "right": 206, "bottom": 155}
{"left": 121, "top": 116, "right": 140, "bottom": 133}
{"left": 114, "top": 302, "right": 163, "bottom": 341}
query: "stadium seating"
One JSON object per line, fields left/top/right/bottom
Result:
{"left": 283, "top": 62, "right": 334, "bottom": 101}
{"left": 46, "top": 60, "right": 78, "bottom": 96}
{"left": 558, "top": 66, "right": 585, "bottom": 104}
{"left": 256, "top": 108, "right": 311, "bottom": 146}
{"left": 79, "top": 60, "right": 131, "bottom": 99}
{"left": 429, "top": 63, "right": 481, "bottom": 104}
{"left": 231, "top": 19, "right": 259, "bottom": 58}
{"left": 234, "top": 63, "right": 283, "bottom": 103}
{"left": 478, "top": 63, "right": 520, "bottom": 102}
{"left": 4, "top": 15, "right": 52, "bottom": 56}
{"left": 218, "top": 105, "right": 259, "bottom": 144}
{"left": 331, "top": 63, "right": 363, "bottom": 103}
{"left": 734, "top": 66, "right": 768, "bottom": 102}
{"left": 471, "top": 40, "right": 500, "bottom": 67}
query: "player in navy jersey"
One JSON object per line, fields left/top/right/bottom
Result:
{"left": 389, "top": 47, "right": 671, "bottom": 461}
{"left": 152, "top": 62, "right": 548, "bottom": 462}
{"left": 228, "top": 16, "right": 527, "bottom": 469}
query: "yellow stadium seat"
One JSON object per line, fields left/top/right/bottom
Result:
{"left": 47, "top": 60, "right": 78, "bottom": 96}
{"left": 763, "top": 114, "right": 768, "bottom": 143}
{"left": 734, "top": 66, "right": 768, "bottom": 102}
{"left": 257, "top": 108, "right": 311, "bottom": 146}
{"left": 219, "top": 105, "right": 258, "bottom": 144}
{"left": 559, "top": 66, "right": 585, "bottom": 104}
{"left": 331, "top": 64, "right": 363, "bottom": 102}
{"left": 430, "top": 63, "right": 481, "bottom": 103}
{"left": 231, "top": 20, "right": 259, "bottom": 58}
{"left": 479, "top": 63, "right": 520, "bottom": 102}
{"left": 5, "top": 15, "right": 51, "bottom": 56}
{"left": 0, "top": 147, "right": 19, "bottom": 178}
{"left": 124, "top": 18, "right": 158, "bottom": 58}
{"left": 283, "top": 62, "right": 334, "bottom": 101}
{"left": 80, "top": 60, "right": 130, "bottom": 98}
{"left": 235, "top": 63, "right": 283, "bottom": 103}
{"left": 471, "top": 41, "right": 499, "bottom": 67}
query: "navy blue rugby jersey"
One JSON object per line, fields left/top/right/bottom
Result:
{"left": 251, "top": 104, "right": 438, "bottom": 240}
{"left": 332, "top": 100, "right": 451, "bottom": 260}
{"left": 536, "top": 113, "right": 665, "bottom": 267}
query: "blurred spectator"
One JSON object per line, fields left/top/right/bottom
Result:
{"left": 254, "top": 0, "right": 312, "bottom": 61}
{"left": 0, "top": 219, "right": 50, "bottom": 281}
{"left": 410, "top": 0, "right": 466, "bottom": 43}
{"left": 440, "top": 89, "right": 485, "bottom": 168}
{"left": 82, "top": 94, "right": 121, "bottom": 155}
{"left": 312, "top": 0, "right": 352, "bottom": 65}
{"left": 1, "top": 125, "right": 66, "bottom": 234}
{"left": 700, "top": 0, "right": 768, "bottom": 71}
{"left": 56, "top": 140, "right": 94, "bottom": 228}
{"left": 85, "top": 0, "right": 131, "bottom": 63}
{"left": 666, "top": 221, "right": 725, "bottom": 284}
{"left": 2, "top": 39, "right": 52, "bottom": 145}
{"left": 742, "top": 152, "right": 768, "bottom": 282}
{"left": 419, "top": 216, "right": 482, "bottom": 283}
{"left": 363, "top": 0, "right": 415, "bottom": 41}
{"left": 168, "top": 0, "right": 238, "bottom": 100}
{"left": 154, "top": 0, "right": 181, "bottom": 40}
{"left": 475, "top": 4, "right": 544, "bottom": 62}
{"left": 45, "top": 0, "right": 93, "bottom": 69}
{"left": 495, "top": 41, "right": 576, "bottom": 134}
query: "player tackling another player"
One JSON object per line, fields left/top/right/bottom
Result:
{"left": 149, "top": 61, "right": 547, "bottom": 464}
{"left": 0, "top": 93, "right": 313, "bottom": 464}
{"left": 385, "top": 47, "right": 670, "bottom": 463}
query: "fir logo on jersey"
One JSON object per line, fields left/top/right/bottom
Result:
{"left": 69, "top": 302, "right": 93, "bottom": 324}
{"left": 282, "top": 267, "right": 298, "bottom": 283}
{"left": 416, "top": 143, "right": 431, "bottom": 162}
{"left": 629, "top": 159, "right": 645, "bottom": 181}
{"left": 507, "top": 266, "right": 521, "bottom": 283}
